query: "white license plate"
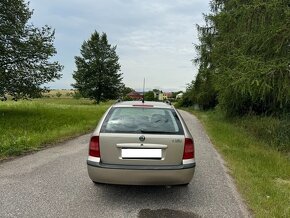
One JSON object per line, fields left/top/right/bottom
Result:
{"left": 122, "top": 149, "right": 162, "bottom": 159}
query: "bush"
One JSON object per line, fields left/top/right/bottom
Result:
{"left": 72, "top": 92, "right": 82, "bottom": 99}
{"left": 56, "top": 92, "right": 62, "bottom": 98}
{"left": 234, "top": 114, "right": 290, "bottom": 152}
{"left": 275, "top": 117, "right": 290, "bottom": 151}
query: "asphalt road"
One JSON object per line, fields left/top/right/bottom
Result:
{"left": 0, "top": 110, "right": 251, "bottom": 218}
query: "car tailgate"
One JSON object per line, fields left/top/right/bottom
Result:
{"left": 99, "top": 133, "right": 184, "bottom": 166}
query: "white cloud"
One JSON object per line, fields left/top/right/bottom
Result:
{"left": 27, "top": 0, "right": 210, "bottom": 91}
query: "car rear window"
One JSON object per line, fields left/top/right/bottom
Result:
{"left": 100, "top": 107, "right": 184, "bottom": 135}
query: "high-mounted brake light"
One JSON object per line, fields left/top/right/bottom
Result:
{"left": 183, "top": 138, "right": 194, "bottom": 159}
{"left": 89, "top": 136, "right": 100, "bottom": 157}
{"left": 132, "top": 104, "right": 153, "bottom": 107}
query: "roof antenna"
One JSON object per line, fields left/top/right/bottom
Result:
{"left": 142, "top": 78, "right": 145, "bottom": 103}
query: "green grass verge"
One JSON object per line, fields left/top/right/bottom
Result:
{"left": 188, "top": 109, "right": 290, "bottom": 218}
{"left": 0, "top": 98, "right": 110, "bottom": 159}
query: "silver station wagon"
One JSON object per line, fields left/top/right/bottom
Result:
{"left": 87, "top": 101, "right": 195, "bottom": 185}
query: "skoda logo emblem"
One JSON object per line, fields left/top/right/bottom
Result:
{"left": 139, "top": 135, "right": 145, "bottom": 141}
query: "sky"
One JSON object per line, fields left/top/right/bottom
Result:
{"left": 28, "top": 0, "right": 210, "bottom": 92}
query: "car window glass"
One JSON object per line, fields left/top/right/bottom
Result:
{"left": 101, "top": 107, "right": 183, "bottom": 134}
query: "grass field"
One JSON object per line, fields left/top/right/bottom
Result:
{"left": 189, "top": 109, "right": 290, "bottom": 217}
{"left": 0, "top": 98, "right": 110, "bottom": 160}
{"left": 42, "top": 89, "right": 75, "bottom": 98}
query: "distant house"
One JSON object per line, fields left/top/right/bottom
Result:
{"left": 153, "top": 91, "right": 173, "bottom": 101}
{"left": 153, "top": 90, "right": 164, "bottom": 101}
{"left": 163, "top": 92, "right": 173, "bottom": 99}
{"left": 158, "top": 91, "right": 164, "bottom": 101}
{"left": 153, "top": 91, "right": 159, "bottom": 99}
{"left": 127, "top": 91, "right": 143, "bottom": 100}
{"left": 176, "top": 92, "right": 183, "bottom": 99}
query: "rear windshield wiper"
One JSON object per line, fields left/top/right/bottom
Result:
{"left": 140, "top": 129, "right": 176, "bottom": 134}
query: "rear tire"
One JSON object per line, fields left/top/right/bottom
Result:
{"left": 92, "top": 181, "right": 100, "bottom": 185}
{"left": 92, "top": 181, "right": 107, "bottom": 186}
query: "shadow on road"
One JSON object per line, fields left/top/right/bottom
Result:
{"left": 87, "top": 181, "right": 205, "bottom": 214}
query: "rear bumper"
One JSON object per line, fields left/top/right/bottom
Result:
{"left": 87, "top": 156, "right": 195, "bottom": 185}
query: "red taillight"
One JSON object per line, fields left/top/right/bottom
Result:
{"left": 183, "top": 138, "right": 194, "bottom": 159}
{"left": 89, "top": 136, "right": 100, "bottom": 157}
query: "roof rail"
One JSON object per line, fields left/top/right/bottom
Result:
{"left": 115, "top": 99, "right": 122, "bottom": 104}
{"left": 165, "top": 100, "right": 172, "bottom": 105}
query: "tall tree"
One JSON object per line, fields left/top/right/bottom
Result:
{"left": 193, "top": 17, "right": 218, "bottom": 110}
{"left": 72, "top": 31, "right": 122, "bottom": 104}
{"left": 0, "top": 0, "right": 63, "bottom": 99}
{"left": 194, "top": 0, "right": 290, "bottom": 115}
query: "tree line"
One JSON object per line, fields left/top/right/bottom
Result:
{"left": 4, "top": 0, "right": 289, "bottom": 109}
{"left": 180, "top": 0, "right": 290, "bottom": 116}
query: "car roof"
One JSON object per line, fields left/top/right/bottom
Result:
{"left": 113, "top": 101, "right": 174, "bottom": 109}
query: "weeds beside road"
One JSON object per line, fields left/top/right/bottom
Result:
{"left": 188, "top": 109, "right": 290, "bottom": 217}
{"left": 0, "top": 98, "right": 110, "bottom": 160}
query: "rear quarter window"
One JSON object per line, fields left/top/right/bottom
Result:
{"left": 100, "top": 107, "right": 184, "bottom": 135}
